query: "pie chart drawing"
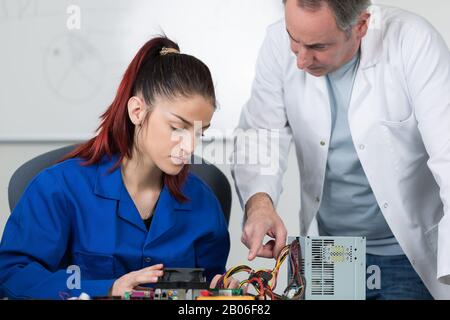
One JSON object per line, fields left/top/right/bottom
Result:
{"left": 44, "top": 33, "right": 105, "bottom": 102}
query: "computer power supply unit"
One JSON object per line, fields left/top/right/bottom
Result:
{"left": 288, "top": 236, "right": 366, "bottom": 300}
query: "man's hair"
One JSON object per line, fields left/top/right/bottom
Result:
{"left": 283, "top": 0, "right": 372, "bottom": 35}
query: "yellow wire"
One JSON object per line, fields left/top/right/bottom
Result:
{"left": 221, "top": 244, "right": 292, "bottom": 292}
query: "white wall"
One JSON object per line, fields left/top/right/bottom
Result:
{"left": 374, "top": 0, "right": 450, "bottom": 46}
{"left": 1, "top": 0, "right": 449, "bottom": 295}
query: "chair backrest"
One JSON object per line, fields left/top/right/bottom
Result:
{"left": 8, "top": 145, "right": 231, "bottom": 224}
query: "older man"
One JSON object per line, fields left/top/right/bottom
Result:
{"left": 232, "top": 0, "right": 450, "bottom": 299}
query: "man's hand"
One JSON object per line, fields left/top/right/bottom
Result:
{"left": 242, "top": 193, "right": 287, "bottom": 261}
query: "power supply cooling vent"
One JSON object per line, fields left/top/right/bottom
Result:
{"left": 311, "top": 239, "right": 335, "bottom": 296}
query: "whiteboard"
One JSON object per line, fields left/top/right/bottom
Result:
{"left": 1, "top": 0, "right": 449, "bottom": 141}
{"left": 0, "top": 0, "right": 284, "bottom": 141}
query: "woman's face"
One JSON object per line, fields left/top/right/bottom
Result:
{"left": 130, "top": 94, "right": 214, "bottom": 175}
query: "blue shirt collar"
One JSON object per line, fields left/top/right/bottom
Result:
{"left": 328, "top": 50, "right": 361, "bottom": 81}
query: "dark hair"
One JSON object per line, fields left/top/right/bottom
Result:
{"left": 61, "top": 36, "right": 216, "bottom": 202}
{"left": 283, "top": 0, "right": 371, "bottom": 35}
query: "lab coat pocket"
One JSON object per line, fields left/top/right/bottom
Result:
{"left": 379, "top": 113, "right": 427, "bottom": 174}
{"left": 379, "top": 110, "right": 416, "bottom": 128}
{"left": 73, "top": 251, "right": 115, "bottom": 280}
{"left": 424, "top": 223, "right": 439, "bottom": 259}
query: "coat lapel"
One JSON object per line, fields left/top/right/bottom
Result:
{"left": 146, "top": 185, "right": 192, "bottom": 245}
{"left": 93, "top": 154, "right": 193, "bottom": 241}
{"left": 93, "top": 155, "right": 147, "bottom": 232}
{"left": 348, "top": 7, "right": 384, "bottom": 134}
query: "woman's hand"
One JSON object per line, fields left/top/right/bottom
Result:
{"left": 110, "top": 264, "right": 164, "bottom": 297}
{"left": 209, "top": 274, "right": 240, "bottom": 289}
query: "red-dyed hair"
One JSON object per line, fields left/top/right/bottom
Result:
{"left": 60, "top": 37, "right": 216, "bottom": 202}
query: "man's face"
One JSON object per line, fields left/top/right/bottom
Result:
{"left": 285, "top": 0, "right": 369, "bottom": 76}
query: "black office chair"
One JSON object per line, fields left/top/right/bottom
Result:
{"left": 8, "top": 145, "right": 231, "bottom": 224}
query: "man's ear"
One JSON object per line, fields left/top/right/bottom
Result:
{"left": 356, "top": 12, "right": 371, "bottom": 39}
{"left": 127, "top": 96, "right": 147, "bottom": 126}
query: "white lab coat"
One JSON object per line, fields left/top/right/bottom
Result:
{"left": 231, "top": 5, "right": 450, "bottom": 299}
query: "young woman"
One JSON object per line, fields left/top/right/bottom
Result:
{"left": 0, "top": 37, "right": 230, "bottom": 299}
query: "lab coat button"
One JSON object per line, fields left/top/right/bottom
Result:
{"left": 320, "top": 140, "right": 326, "bottom": 146}
{"left": 359, "top": 144, "right": 365, "bottom": 150}
{"left": 315, "top": 197, "right": 320, "bottom": 203}
{"left": 383, "top": 203, "right": 389, "bottom": 209}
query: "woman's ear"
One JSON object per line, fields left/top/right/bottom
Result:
{"left": 127, "top": 96, "right": 147, "bottom": 126}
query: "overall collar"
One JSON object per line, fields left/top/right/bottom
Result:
{"left": 93, "top": 154, "right": 192, "bottom": 234}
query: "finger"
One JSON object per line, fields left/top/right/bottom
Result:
{"left": 272, "top": 226, "right": 287, "bottom": 258}
{"left": 245, "top": 230, "right": 266, "bottom": 261}
{"left": 133, "top": 270, "right": 164, "bottom": 285}
{"left": 247, "top": 245, "right": 260, "bottom": 261}
{"left": 209, "top": 274, "right": 222, "bottom": 289}
{"left": 228, "top": 278, "right": 240, "bottom": 289}
{"left": 134, "top": 275, "right": 159, "bottom": 285}
{"left": 144, "top": 264, "right": 164, "bottom": 271}
{"left": 256, "top": 240, "right": 276, "bottom": 259}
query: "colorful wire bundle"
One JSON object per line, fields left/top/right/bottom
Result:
{"left": 216, "top": 241, "right": 304, "bottom": 300}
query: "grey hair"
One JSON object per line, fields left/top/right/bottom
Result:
{"left": 283, "top": 0, "right": 371, "bottom": 36}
